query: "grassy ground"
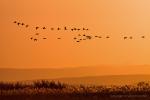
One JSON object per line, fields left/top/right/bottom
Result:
{"left": 0, "top": 80, "right": 150, "bottom": 100}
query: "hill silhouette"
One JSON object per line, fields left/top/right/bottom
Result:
{"left": 0, "top": 65, "right": 150, "bottom": 85}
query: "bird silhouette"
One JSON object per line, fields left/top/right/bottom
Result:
{"left": 42, "top": 27, "right": 46, "bottom": 29}
{"left": 74, "top": 28, "right": 77, "bottom": 31}
{"left": 36, "top": 27, "right": 39, "bottom": 30}
{"left": 86, "top": 36, "right": 92, "bottom": 39}
{"left": 13, "top": 21, "right": 17, "bottom": 23}
{"left": 57, "top": 38, "right": 61, "bottom": 39}
{"left": 43, "top": 38, "right": 47, "bottom": 39}
{"left": 71, "top": 29, "right": 74, "bottom": 31}
{"left": 78, "top": 34, "right": 81, "bottom": 36}
{"left": 17, "top": 23, "right": 21, "bottom": 26}
{"left": 51, "top": 28, "right": 54, "bottom": 30}
{"left": 74, "top": 37, "right": 77, "bottom": 40}
{"left": 25, "top": 25, "right": 29, "bottom": 28}
{"left": 21, "top": 23, "right": 24, "bottom": 25}
{"left": 141, "top": 36, "right": 145, "bottom": 38}
{"left": 124, "top": 37, "right": 127, "bottom": 39}
{"left": 129, "top": 36, "right": 133, "bottom": 39}
{"left": 34, "top": 38, "right": 38, "bottom": 41}
{"left": 106, "top": 36, "right": 110, "bottom": 38}
{"left": 35, "top": 33, "right": 39, "bottom": 35}
{"left": 76, "top": 41, "right": 80, "bottom": 42}
{"left": 95, "top": 36, "right": 98, "bottom": 37}
{"left": 57, "top": 27, "right": 61, "bottom": 30}
{"left": 98, "top": 36, "right": 102, "bottom": 38}
{"left": 64, "top": 27, "right": 67, "bottom": 30}
{"left": 30, "top": 37, "right": 33, "bottom": 40}
{"left": 83, "top": 34, "right": 86, "bottom": 36}
{"left": 77, "top": 29, "right": 80, "bottom": 31}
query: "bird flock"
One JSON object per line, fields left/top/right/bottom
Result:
{"left": 13, "top": 20, "right": 146, "bottom": 43}
{"left": 13, "top": 21, "right": 89, "bottom": 42}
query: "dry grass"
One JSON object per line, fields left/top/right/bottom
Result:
{"left": 0, "top": 80, "right": 150, "bottom": 100}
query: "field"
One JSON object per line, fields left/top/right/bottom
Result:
{"left": 0, "top": 80, "right": 150, "bottom": 100}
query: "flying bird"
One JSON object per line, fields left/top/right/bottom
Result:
{"left": 35, "top": 33, "right": 39, "bottom": 35}
{"left": 57, "top": 27, "right": 61, "bottom": 30}
{"left": 13, "top": 21, "right": 17, "bottom": 23}
{"left": 30, "top": 37, "right": 33, "bottom": 40}
{"left": 51, "top": 28, "right": 54, "bottom": 30}
{"left": 124, "top": 37, "right": 127, "bottom": 39}
{"left": 57, "top": 38, "right": 61, "bottom": 39}
{"left": 74, "top": 37, "right": 77, "bottom": 40}
{"left": 25, "top": 25, "right": 29, "bottom": 28}
{"left": 42, "top": 27, "right": 46, "bottom": 29}
{"left": 129, "top": 36, "right": 133, "bottom": 39}
{"left": 36, "top": 27, "right": 39, "bottom": 30}
{"left": 21, "top": 23, "right": 24, "bottom": 25}
{"left": 106, "top": 36, "right": 110, "bottom": 38}
{"left": 43, "top": 38, "right": 47, "bottom": 39}
{"left": 86, "top": 36, "right": 92, "bottom": 39}
{"left": 76, "top": 41, "right": 80, "bottom": 42}
{"left": 73, "top": 28, "right": 77, "bottom": 31}
{"left": 17, "top": 23, "right": 21, "bottom": 26}
{"left": 141, "top": 36, "right": 145, "bottom": 38}
{"left": 78, "top": 34, "right": 81, "bottom": 36}
{"left": 64, "top": 27, "right": 67, "bottom": 30}
{"left": 98, "top": 36, "right": 102, "bottom": 38}
{"left": 34, "top": 38, "right": 38, "bottom": 41}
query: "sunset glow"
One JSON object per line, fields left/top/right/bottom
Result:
{"left": 1, "top": 0, "right": 150, "bottom": 71}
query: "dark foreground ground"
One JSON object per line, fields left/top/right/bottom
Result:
{"left": 1, "top": 95, "right": 150, "bottom": 100}
{"left": 0, "top": 80, "right": 150, "bottom": 100}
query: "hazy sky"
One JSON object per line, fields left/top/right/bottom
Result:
{"left": 1, "top": 0, "right": 150, "bottom": 68}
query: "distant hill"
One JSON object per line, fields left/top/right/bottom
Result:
{"left": 0, "top": 65, "right": 150, "bottom": 85}
{"left": 53, "top": 75, "right": 150, "bottom": 86}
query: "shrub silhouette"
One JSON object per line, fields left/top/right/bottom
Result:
{"left": 0, "top": 82, "right": 25, "bottom": 90}
{"left": 33, "top": 80, "right": 66, "bottom": 89}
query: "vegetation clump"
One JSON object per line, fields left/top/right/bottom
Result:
{"left": 0, "top": 81, "right": 150, "bottom": 100}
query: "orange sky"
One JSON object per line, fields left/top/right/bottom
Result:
{"left": 1, "top": 0, "right": 150, "bottom": 68}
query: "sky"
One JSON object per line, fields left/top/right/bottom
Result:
{"left": 1, "top": 0, "right": 150, "bottom": 69}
